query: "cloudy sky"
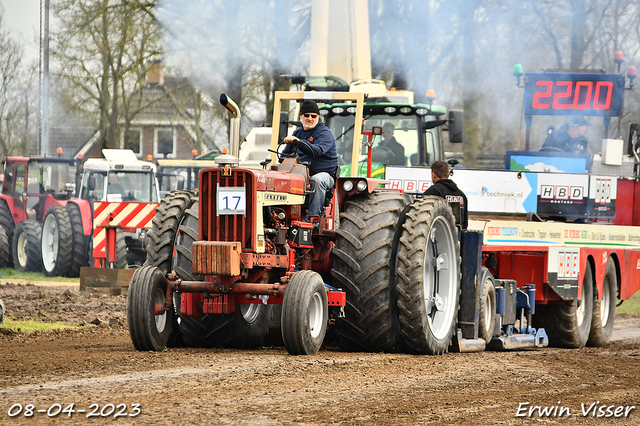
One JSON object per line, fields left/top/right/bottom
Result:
{"left": 2, "top": 0, "right": 42, "bottom": 63}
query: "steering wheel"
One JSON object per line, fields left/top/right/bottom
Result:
{"left": 539, "top": 146, "right": 564, "bottom": 153}
{"left": 271, "top": 138, "right": 316, "bottom": 163}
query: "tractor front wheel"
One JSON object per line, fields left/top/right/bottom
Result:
{"left": 12, "top": 220, "right": 42, "bottom": 272}
{"left": 42, "top": 205, "right": 73, "bottom": 277}
{"left": 281, "top": 270, "right": 328, "bottom": 355}
{"left": 127, "top": 266, "right": 174, "bottom": 351}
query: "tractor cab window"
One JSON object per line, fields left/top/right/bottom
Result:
{"left": 14, "top": 164, "right": 26, "bottom": 210}
{"left": 81, "top": 170, "right": 107, "bottom": 203}
{"left": 27, "top": 161, "right": 74, "bottom": 198}
{"left": 2, "top": 162, "right": 14, "bottom": 195}
{"left": 327, "top": 112, "right": 424, "bottom": 169}
{"left": 106, "top": 171, "right": 157, "bottom": 203}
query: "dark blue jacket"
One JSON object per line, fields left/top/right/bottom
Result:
{"left": 281, "top": 122, "right": 338, "bottom": 176}
{"left": 541, "top": 124, "right": 588, "bottom": 153}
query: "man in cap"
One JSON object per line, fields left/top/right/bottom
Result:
{"left": 541, "top": 116, "right": 590, "bottom": 153}
{"left": 281, "top": 100, "right": 338, "bottom": 221}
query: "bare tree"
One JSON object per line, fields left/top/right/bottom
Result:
{"left": 51, "top": 0, "right": 162, "bottom": 150}
{"left": 0, "top": 6, "right": 38, "bottom": 158}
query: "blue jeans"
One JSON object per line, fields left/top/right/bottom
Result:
{"left": 307, "top": 172, "right": 334, "bottom": 218}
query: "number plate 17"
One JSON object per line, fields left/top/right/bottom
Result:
{"left": 217, "top": 186, "right": 246, "bottom": 215}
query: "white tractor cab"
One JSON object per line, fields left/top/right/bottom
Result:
{"left": 156, "top": 158, "right": 220, "bottom": 195}
{"left": 79, "top": 149, "right": 159, "bottom": 204}
{"left": 79, "top": 149, "right": 160, "bottom": 266}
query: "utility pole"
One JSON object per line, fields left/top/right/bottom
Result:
{"left": 40, "top": 0, "right": 50, "bottom": 156}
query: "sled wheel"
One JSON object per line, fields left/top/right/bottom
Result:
{"left": 478, "top": 267, "right": 496, "bottom": 344}
{"left": 534, "top": 262, "right": 593, "bottom": 348}
{"left": 42, "top": 205, "right": 73, "bottom": 277}
{"left": 396, "top": 196, "right": 461, "bottom": 355}
{"left": 588, "top": 258, "right": 617, "bottom": 346}
{"left": 127, "top": 266, "right": 174, "bottom": 351}
{"left": 281, "top": 270, "right": 328, "bottom": 355}
{"left": 12, "top": 220, "right": 42, "bottom": 272}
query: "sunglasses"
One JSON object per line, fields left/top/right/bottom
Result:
{"left": 302, "top": 113, "right": 318, "bottom": 119}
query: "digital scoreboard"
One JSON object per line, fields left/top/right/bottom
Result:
{"left": 524, "top": 73, "right": 625, "bottom": 117}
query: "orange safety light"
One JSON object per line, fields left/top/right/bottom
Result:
{"left": 56, "top": 147, "right": 63, "bottom": 156}
{"left": 77, "top": 152, "right": 84, "bottom": 159}
{"left": 192, "top": 149, "right": 198, "bottom": 157}
{"left": 146, "top": 154, "right": 153, "bottom": 161}
{"left": 201, "top": 150, "right": 206, "bottom": 156}
{"left": 222, "top": 147, "right": 228, "bottom": 154}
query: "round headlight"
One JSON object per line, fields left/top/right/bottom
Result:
{"left": 346, "top": 106, "right": 357, "bottom": 114}
{"left": 343, "top": 180, "right": 354, "bottom": 192}
{"left": 415, "top": 108, "right": 428, "bottom": 116}
{"left": 319, "top": 109, "right": 329, "bottom": 116}
{"left": 332, "top": 107, "right": 345, "bottom": 114}
{"left": 400, "top": 107, "right": 412, "bottom": 114}
{"left": 384, "top": 107, "right": 396, "bottom": 113}
{"left": 356, "top": 180, "right": 368, "bottom": 192}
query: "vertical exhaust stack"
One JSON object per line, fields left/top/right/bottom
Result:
{"left": 220, "top": 93, "right": 241, "bottom": 158}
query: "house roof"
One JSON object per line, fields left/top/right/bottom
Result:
{"left": 129, "top": 76, "right": 196, "bottom": 123}
{"left": 48, "top": 127, "right": 98, "bottom": 158}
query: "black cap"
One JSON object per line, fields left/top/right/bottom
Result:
{"left": 569, "top": 116, "right": 591, "bottom": 126}
{"left": 299, "top": 100, "right": 320, "bottom": 115}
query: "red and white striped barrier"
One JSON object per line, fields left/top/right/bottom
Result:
{"left": 92, "top": 201, "right": 158, "bottom": 265}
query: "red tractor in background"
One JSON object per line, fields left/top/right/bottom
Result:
{"left": 0, "top": 156, "right": 91, "bottom": 276}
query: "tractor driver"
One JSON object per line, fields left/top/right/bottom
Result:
{"left": 378, "top": 122, "right": 406, "bottom": 165}
{"left": 281, "top": 99, "right": 338, "bottom": 221}
{"left": 106, "top": 172, "right": 127, "bottom": 201}
{"left": 424, "top": 160, "right": 468, "bottom": 229}
{"left": 541, "top": 115, "right": 590, "bottom": 153}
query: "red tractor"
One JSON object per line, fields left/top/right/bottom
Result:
{"left": 127, "top": 91, "right": 470, "bottom": 355}
{"left": 0, "top": 156, "right": 91, "bottom": 276}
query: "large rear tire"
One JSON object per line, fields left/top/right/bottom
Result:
{"left": 145, "top": 190, "right": 195, "bottom": 271}
{"left": 282, "top": 270, "right": 328, "bottom": 355}
{"left": 588, "top": 259, "right": 617, "bottom": 346}
{"left": 12, "top": 220, "right": 42, "bottom": 272}
{"left": 127, "top": 266, "right": 174, "bottom": 351}
{"left": 332, "top": 191, "right": 412, "bottom": 352}
{"left": 174, "top": 201, "right": 270, "bottom": 349}
{"left": 41, "top": 205, "right": 73, "bottom": 277}
{"left": 0, "top": 199, "right": 14, "bottom": 267}
{"left": 396, "top": 196, "right": 461, "bottom": 355}
{"left": 478, "top": 267, "right": 497, "bottom": 344}
{"left": 534, "top": 262, "right": 593, "bottom": 348}
{"left": 66, "top": 203, "right": 89, "bottom": 277}
{"left": 0, "top": 226, "right": 11, "bottom": 268}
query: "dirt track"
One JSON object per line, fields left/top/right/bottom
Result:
{"left": 1, "top": 283, "right": 640, "bottom": 425}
